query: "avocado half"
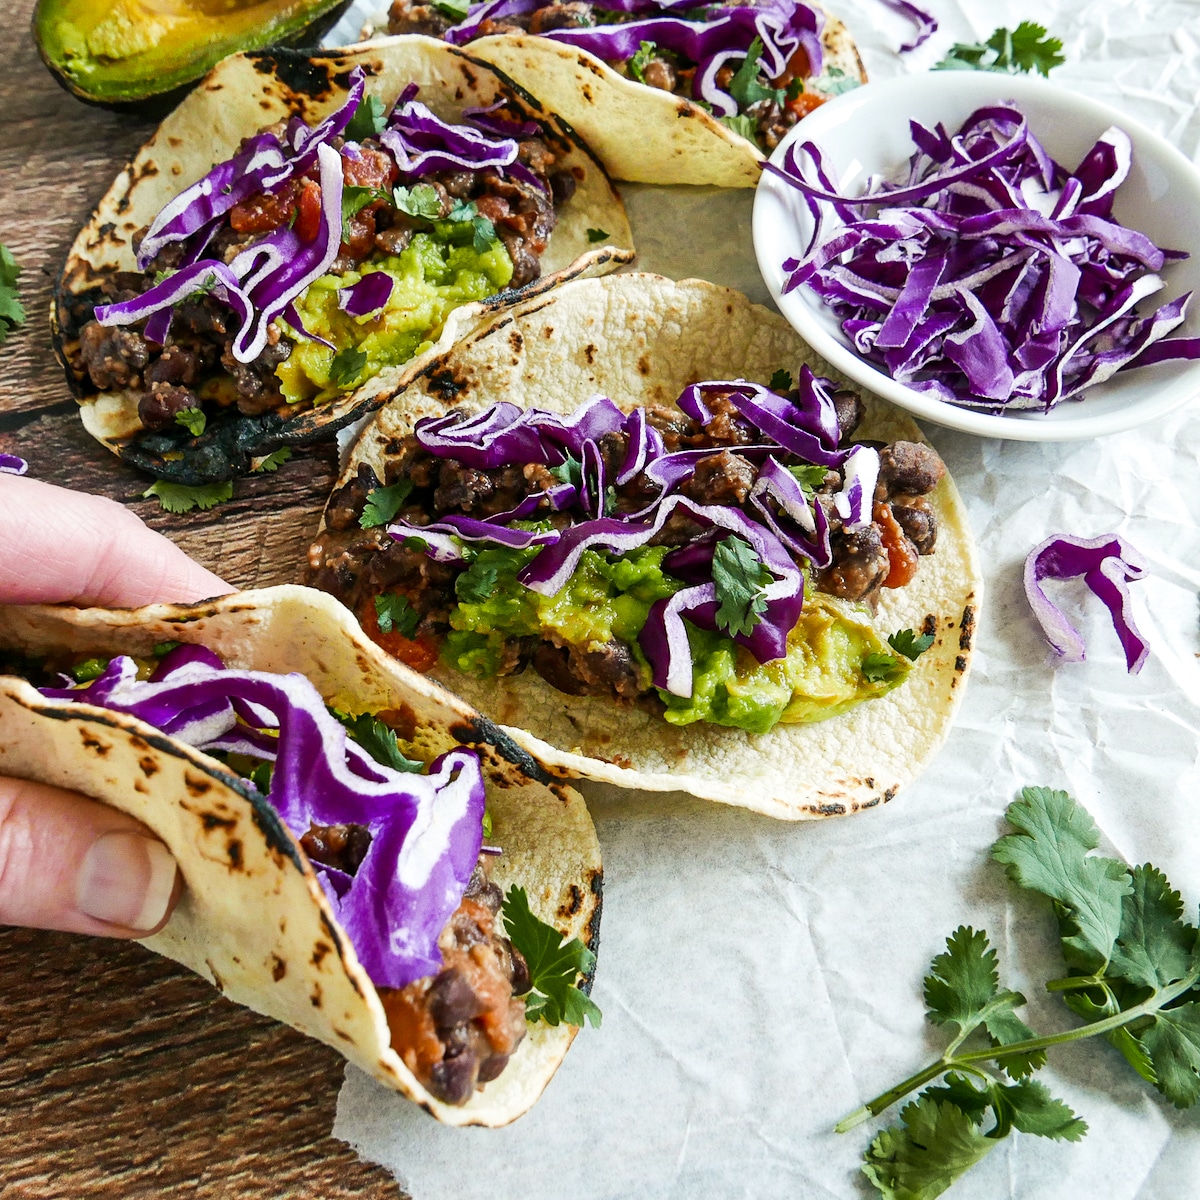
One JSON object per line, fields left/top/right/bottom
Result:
{"left": 34, "top": 0, "right": 352, "bottom": 108}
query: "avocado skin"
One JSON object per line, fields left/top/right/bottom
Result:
{"left": 32, "top": 0, "right": 351, "bottom": 112}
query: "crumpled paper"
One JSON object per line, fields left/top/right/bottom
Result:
{"left": 323, "top": 2, "right": 1200, "bottom": 1195}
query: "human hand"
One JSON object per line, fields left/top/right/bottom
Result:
{"left": 0, "top": 476, "right": 231, "bottom": 936}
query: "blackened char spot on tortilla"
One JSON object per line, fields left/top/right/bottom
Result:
{"left": 922, "top": 613, "right": 938, "bottom": 637}
{"left": 580, "top": 867, "right": 603, "bottom": 990}
{"left": 449, "top": 715, "right": 552, "bottom": 785}
{"left": 955, "top": 655, "right": 968, "bottom": 673}
{"left": 426, "top": 368, "right": 470, "bottom": 402}
{"left": 859, "top": 795, "right": 881, "bottom": 810}
{"left": 319, "top": 909, "right": 353, "bottom": 979}
{"left": 200, "top": 811, "right": 236, "bottom": 831}
{"left": 312, "top": 941, "right": 332, "bottom": 968}
{"left": 311, "top": 982, "right": 323, "bottom": 1008}
{"left": 558, "top": 884, "right": 583, "bottom": 918}
{"left": 185, "top": 772, "right": 212, "bottom": 796}
{"left": 80, "top": 730, "right": 110, "bottom": 755}
{"left": 272, "top": 954, "right": 287, "bottom": 981}
{"left": 883, "top": 786, "right": 898, "bottom": 803}
{"left": 959, "top": 604, "right": 976, "bottom": 652}
{"left": 227, "top": 839, "right": 243, "bottom": 869}
{"left": 249, "top": 51, "right": 333, "bottom": 102}
{"left": 813, "top": 802, "right": 846, "bottom": 816}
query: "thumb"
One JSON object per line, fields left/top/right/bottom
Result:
{"left": 0, "top": 777, "right": 180, "bottom": 937}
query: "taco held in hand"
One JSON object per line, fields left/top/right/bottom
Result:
{"left": 309, "top": 275, "right": 982, "bottom": 819}
{"left": 53, "top": 41, "right": 633, "bottom": 484}
{"left": 378, "top": 1, "right": 866, "bottom": 186}
{"left": 0, "top": 587, "right": 601, "bottom": 1125}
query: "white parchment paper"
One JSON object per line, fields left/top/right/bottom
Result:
{"left": 324, "top": 3, "right": 1200, "bottom": 1195}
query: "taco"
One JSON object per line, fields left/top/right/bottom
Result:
{"left": 0, "top": 585, "right": 602, "bottom": 1126}
{"left": 376, "top": 1, "right": 866, "bottom": 187}
{"left": 53, "top": 40, "right": 634, "bottom": 484}
{"left": 307, "top": 274, "right": 982, "bottom": 820}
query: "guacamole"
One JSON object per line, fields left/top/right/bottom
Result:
{"left": 440, "top": 539, "right": 908, "bottom": 734}
{"left": 278, "top": 227, "right": 514, "bottom": 406}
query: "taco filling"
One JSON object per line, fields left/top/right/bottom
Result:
{"left": 19, "top": 641, "right": 589, "bottom": 1106}
{"left": 62, "top": 66, "right": 580, "bottom": 449}
{"left": 308, "top": 371, "right": 947, "bottom": 734}
{"left": 387, "top": 0, "right": 852, "bottom": 151}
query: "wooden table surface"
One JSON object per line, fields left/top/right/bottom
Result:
{"left": 0, "top": 3, "right": 403, "bottom": 1193}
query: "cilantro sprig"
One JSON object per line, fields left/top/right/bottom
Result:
{"left": 375, "top": 592, "right": 421, "bottom": 638}
{"left": 502, "top": 885, "right": 602, "bottom": 1029}
{"left": 888, "top": 628, "right": 935, "bottom": 661}
{"left": 345, "top": 93, "right": 387, "bottom": 141}
{"left": 142, "top": 480, "right": 233, "bottom": 513}
{"left": 728, "top": 37, "right": 784, "bottom": 111}
{"left": 628, "top": 40, "right": 658, "bottom": 84}
{"left": 0, "top": 244, "right": 27, "bottom": 345}
{"left": 174, "top": 407, "right": 206, "bottom": 437}
{"left": 846, "top": 786, "right": 1200, "bottom": 1199}
{"left": 712, "top": 534, "right": 772, "bottom": 638}
{"left": 359, "top": 479, "right": 413, "bottom": 528}
{"left": 936, "top": 22, "right": 1065, "bottom": 76}
{"left": 331, "top": 709, "right": 423, "bottom": 773}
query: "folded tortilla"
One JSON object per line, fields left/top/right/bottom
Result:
{"left": 323, "top": 274, "right": 982, "bottom": 820}
{"left": 0, "top": 585, "right": 601, "bottom": 1126}
{"left": 391, "top": 8, "right": 867, "bottom": 187}
{"left": 53, "top": 38, "right": 635, "bottom": 483}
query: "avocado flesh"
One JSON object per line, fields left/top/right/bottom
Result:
{"left": 34, "top": 0, "right": 349, "bottom": 106}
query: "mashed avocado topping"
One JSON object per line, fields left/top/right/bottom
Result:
{"left": 277, "top": 227, "right": 513, "bottom": 406}
{"left": 439, "top": 537, "right": 908, "bottom": 733}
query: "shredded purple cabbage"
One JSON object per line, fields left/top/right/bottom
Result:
{"left": 0, "top": 454, "right": 28, "bottom": 475}
{"left": 1023, "top": 533, "right": 1149, "bottom": 673}
{"left": 876, "top": 0, "right": 937, "bottom": 52}
{"left": 767, "top": 106, "right": 1200, "bottom": 411}
{"left": 339, "top": 272, "right": 396, "bottom": 319}
{"left": 92, "top": 71, "right": 528, "bottom": 368}
{"left": 40, "top": 646, "right": 486, "bottom": 988}
{"left": 444, "top": 0, "right": 823, "bottom": 121}
{"left": 389, "top": 374, "right": 877, "bottom": 698}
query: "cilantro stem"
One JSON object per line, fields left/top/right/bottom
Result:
{"left": 1044, "top": 973, "right": 1106, "bottom": 992}
{"left": 836, "top": 963, "right": 1200, "bottom": 1133}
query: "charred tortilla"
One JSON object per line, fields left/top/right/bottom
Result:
{"left": 0, "top": 585, "right": 601, "bottom": 1125}
{"left": 53, "top": 39, "right": 634, "bottom": 484}
{"left": 312, "top": 275, "right": 981, "bottom": 820}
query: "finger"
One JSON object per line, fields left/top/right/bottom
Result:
{"left": 0, "top": 776, "right": 180, "bottom": 937}
{"left": 0, "top": 477, "right": 229, "bottom": 607}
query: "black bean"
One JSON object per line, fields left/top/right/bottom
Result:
{"left": 428, "top": 1051, "right": 477, "bottom": 1104}
{"left": 476, "top": 1052, "right": 510, "bottom": 1084}
{"left": 509, "top": 944, "right": 531, "bottom": 996}
{"left": 428, "top": 968, "right": 483, "bottom": 1030}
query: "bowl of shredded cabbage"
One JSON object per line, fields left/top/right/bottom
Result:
{"left": 753, "top": 70, "right": 1200, "bottom": 441}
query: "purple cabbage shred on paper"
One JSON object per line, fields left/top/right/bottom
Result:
{"left": 0, "top": 454, "right": 28, "bottom": 475}
{"left": 1023, "top": 533, "right": 1149, "bottom": 673}
{"left": 40, "top": 646, "right": 486, "bottom": 988}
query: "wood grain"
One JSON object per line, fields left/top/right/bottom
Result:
{"left": 0, "top": 3, "right": 401, "bottom": 1192}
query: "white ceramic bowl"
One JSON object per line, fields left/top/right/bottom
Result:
{"left": 752, "top": 71, "right": 1200, "bottom": 441}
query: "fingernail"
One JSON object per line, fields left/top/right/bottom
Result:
{"left": 76, "top": 832, "right": 178, "bottom": 931}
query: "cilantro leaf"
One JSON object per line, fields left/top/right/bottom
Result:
{"left": 152, "top": 640, "right": 181, "bottom": 657}
{"left": 472, "top": 214, "right": 497, "bottom": 253}
{"left": 334, "top": 710, "right": 423, "bottom": 773}
{"left": 1140, "top": 1002, "right": 1200, "bottom": 1107}
{"left": 712, "top": 534, "right": 771, "bottom": 638}
{"left": 548, "top": 453, "right": 583, "bottom": 489}
{"left": 889, "top": 628, "right": 935, "bottom": 660}
{"left": 787, "top": 463, "right": 829, "bottom": 494}
{"left": 920, "top": 1073, "right": 991, "bottom": 1124}
{"left": 174, "top": 407, "right": 206, "bottom": 437}
{"left": 718, "top": 113, "right": 759, "bottom": 143}
{"left": 993, "top": 786, "right": 1131, "bottom": 973}
{"left": 359, "top": 479, "right": 414, "bottom": 528}
{"left": 861, "top": 651, "right": 905, "bottom": 684}
{"left": 142, "top": 480, "right": 233, "bottom": 514}
{"left": 375, "top": 593, "right": 421, "bottom": 638}
{"left": 728, "top": 37, "right": 783, "bottom": 111}
{"left": 457, "top": 559, "right": 501, "bottom": 605}
{"left": 502, "top": 885, "right": 601, "bottom": 1029}
{"left": 923, "top": 926, "right": 1043, "bottom": 1078}
{"left": 936, "top": 22, "right": 1065, "bottom": 76}
{"left": 342, "top": 185, "right": 392, "bottom": 238}
{"left": 345, "top": 93, "right": 388, "bottom": 141}
{"left": 1109, "top": 864, "right": 1200, "bottom": 991}
{"left": 999, "top": 1079, "right": 1087, "bottom": 1140}
{"left": 769, "top": 368, "right": 793, "bottom": 392}
{"left": 250, "top": 761, "right": 274, "bottom": 794}
{"left": 863, "top": 1097, "right": 996, "bottom": 1200}
{"left": 393, "top": 183, "right": 444, "bottom": 221}
{"left": 0, "top": 243, "right": 27, "bottom": 344}
{"left": 586, "top": 227, "right": 610, "bottom": 243}
{"left": 445, "top": 199, "right": 476, "bottom": 224}
{"left": 433, "top": 0, "right": 469, "bottom": 16}
{"left": 628, "top": 40, "right": 657, "bottom": 84}
{"left": 330, "top": 345, "right": 369, "bottom": 389}
{"left": 821, "top": 64, "right": 861, "bottom": 96}
{"left": 253, "top": 447, "right": 292, "bottom": 473}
